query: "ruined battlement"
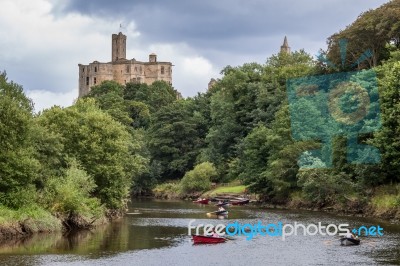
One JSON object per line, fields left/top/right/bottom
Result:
{"left": 78, "top": 32, "right": 173, "bottom": 97}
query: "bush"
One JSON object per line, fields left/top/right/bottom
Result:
{"left": 152, "top": 182, "right": 181, "bottom": 198}
{"left": 297, "top": 169, "right": 356, "bottom": 205}
{"left": 0, "top": 185, "right": 37, "bottom": 209}
{"left": 42, "top": 161, "right": 104, "bottom": 219}
{"left": 38, "top": 99, "right": 139, "bottom": 210}
{"left": 180, "top": 162, "right": 216, "bottom": 194}
{"left": 371, "top": 184, "right": 400, "bottom": 209}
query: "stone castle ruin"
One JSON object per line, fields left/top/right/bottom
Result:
{"left": 78, "top": 32, "right": 173, "bottom": 97}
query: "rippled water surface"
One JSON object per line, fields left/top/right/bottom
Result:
{"left": 0, "top": 198, "right": 399, "bottom": 265}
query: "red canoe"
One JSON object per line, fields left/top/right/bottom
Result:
{"left": 230, "top": 199, "right": 249, "bottom": 205}
{"left": 192, "top": 235, "right": 226, "bottom": 244}
{"left": 193, "top": 198, "right": 209, "bottom": 204}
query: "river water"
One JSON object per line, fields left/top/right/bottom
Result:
{"left": 0, "top": 198, "right": 399, "bottom": 266}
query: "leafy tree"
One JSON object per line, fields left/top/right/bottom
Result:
{"left": 0, "top": 72, "right": 39, "bottom": 208}
{"left": 326, "top": 0, "right": 400, "bottom": 69}
{"left": 373, "top": 60, "right": 400, "bottom": 183}
{"left": 37, "top": 98, "right": 141, "bottom": 209}
{"left": 180, "top": 162, "right": 216, "bottom": 194}
{"left": 124, "top": 81, "right": 177, "bottom": 113}
{"left": 148, "top": 99, "right": 207, "bottom": 180}
{"left": 42, "top": 160, "right": 103, "bottom": 218}
{"left": 85, "top": 81, "right": 132, "bottom": 126}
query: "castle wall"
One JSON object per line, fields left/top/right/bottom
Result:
{"left": 78, "top": 33, "right": 173, "bottom": 97}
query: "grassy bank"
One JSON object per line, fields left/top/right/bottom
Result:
{"left": 282, "top": 185, "right": 400, "bottom": 221}
{"left": 152, "top": 180, "right": 248, "bottom": 199}
{"left": 153, "top": 180, "right": 399, "bottom": 221}
{"left": 0, "top": 205, "right": 62, "bottom": 240}
{"left": 0, "top": 204, "right": 110, "bottom": 242}
{"left": 202, "top": 185, "right": 247, "bottom": 197}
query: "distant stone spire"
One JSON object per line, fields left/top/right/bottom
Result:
{"left": 280, "top": 36, "right": 291, "bottom": 54}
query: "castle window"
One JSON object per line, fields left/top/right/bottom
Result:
{"left": 126, "top": 65, "right": 130, "bottom": 73}
{"left": 94, "top": 77, "right": 97, "bottom": 85}
{"left": 161, "top": 66, "right": 165, "bottom": 74}
{"left": 135, "top": 66, "right": 137, "bottom": 72}
{"left": 82, "top": 68, "right": 85, "bottom": 73}
{"left": 86, "top": 77, "right": 89, "bottom": 85}
{"left": 94, "top": 66, "right": 97, "bottom": 72}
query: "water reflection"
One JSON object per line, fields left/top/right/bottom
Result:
{"left": 0, "top": 198, "right": 398, "bottom": 266}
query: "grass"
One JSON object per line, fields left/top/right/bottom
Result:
{"left": 203, "top": 185, "right": 247, "bottom": 197}
{"left": 152, "top": 182, "right": 182, "bottom": 198}
{"left": 0, "top": 205, "right": 62, "bottom": 232}
{"left": 370, "top": 184, "right": 400, "bottom": 216}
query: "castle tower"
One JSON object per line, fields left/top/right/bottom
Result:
{"left": 280, "top": 36, "right": 291, "bottom": 54}
{"left": 112, "top": 32, "right": 127, "bottom": 61}
{"left": 149, "top": 53, "right": 157, "bottom": 62}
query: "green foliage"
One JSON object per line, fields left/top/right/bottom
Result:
{"left": 179, "top": 162, "right": 216, "bottom": 194}
{"left": 373, "top": 60, "right": 400, "bottom": 183}
{"left": 2, "top": 0, "right": 400, "bottom": 226}
{"left": 326, "top": 0, "right": 400, "bottom": 69}
{"left": 148, "top": 99, "right": 208, "bottom": 180}
{"left": 0, "top": 72, "right": 39, "bottom": 208}
{"left": 297, "top": 170, "right": 356, "bottom": 205}
{"left": 38, "top": 98, "right": 139, "bottom": 209}
{"left": 124, "top": 80, "right": 177, "bottom": 113}
{"left": 0, "top": 204, "right": 61, "bottom": 232}
{"left": 152, "top": 182, "right": 182, "bottom": 198}
{"left": 42, "top": 161, "right": 104, "bottom": 218}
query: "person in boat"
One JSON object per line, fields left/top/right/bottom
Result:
{"left": 218, "top": 200, "right": 223, "bottom": 205}
{"left": 211, "top": 228, "right": 220, "bottom": 238}
{"left": 218, "top": 206, "right": 225, "bottom": 212}
{"left": 345, "top": 230, "right": 357, "bottom": 239}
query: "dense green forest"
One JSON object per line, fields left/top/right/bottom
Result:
{"left": 0, "top": 0, "right": 399, "bottom": 232}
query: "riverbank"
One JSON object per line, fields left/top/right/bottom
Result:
{"left": 152, "top": 182, "right": 400, "bottom": 222}
{"left": 0, "top": 205, "right": 114, "bottom": 242}
{"left": 264, "top": 195, "right": 400, "bottom": 223}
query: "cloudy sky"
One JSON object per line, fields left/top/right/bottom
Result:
{"left": 0, "top": 0, "right": 389, "bottom": 111}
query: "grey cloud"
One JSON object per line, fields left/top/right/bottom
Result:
{"left": 59, "top": 0, "right": 388, "bottom": 54}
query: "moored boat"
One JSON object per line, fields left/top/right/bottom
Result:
{"left": 340, "top": 237, "right": 360, "bottom": 246}
{"left": 230, "top": 199, "right": 249, "bottom": 205}
{"left": 216, "top": 202, "right": 229, "bottom": 207}
{"left": 192, "top": 235, "right": 226, "bottom": 244}
{"left": 193, "top": 198, "right": 209, "bottom": 204}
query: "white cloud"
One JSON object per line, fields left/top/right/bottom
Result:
{"left": 26, "top": 89, "right": 77, "bottom": 113}
{"left": 146, "top": 43, "right": 219, "bottom": 96}
{"left": 0, "top": 0, "right": 221, "bottom": 110}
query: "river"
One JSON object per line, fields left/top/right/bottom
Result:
{"left": 0, "top": 198, "right": 399, "bottom": 265}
